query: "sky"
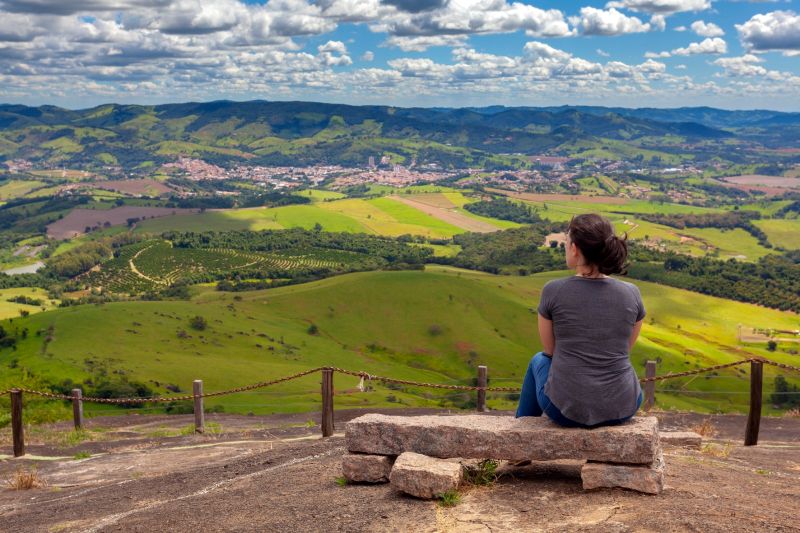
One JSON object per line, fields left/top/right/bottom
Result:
{"left": 0, "top": 0, "right": 798, "bottom": 110}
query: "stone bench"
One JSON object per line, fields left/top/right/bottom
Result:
{"left": 342, "top": 414, "right": 665, "bottom": 495}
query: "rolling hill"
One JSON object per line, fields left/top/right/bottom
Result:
{"left": 2, "top": 266, "right": 797, "bottom": 425}
{"left": 0, "top": 101, "right": 743, "bottom": 169}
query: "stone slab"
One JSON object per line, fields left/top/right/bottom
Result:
{"left": 342, "top": 453, "right": 394, "bottom": 483}
{"left": 581, "top": 451, "right": 665, "bottom": 495}
{"left": 660, "top": 431, "right": 702, "bottom": 448}
{"left": 346, "top": 414, "right": 659, "bottom": 465}
{"left": 389, "top": 452, "right": 463, "bottom": 499}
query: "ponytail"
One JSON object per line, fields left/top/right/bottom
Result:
{"left": 567, "top": 214, "right": 629, "bottom": 275}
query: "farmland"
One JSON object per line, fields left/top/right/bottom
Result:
{"left": 1, "top": 266, "right": 797, "bottom": 424}
{"left": 84, "top": 239, "right": 376, "bottom": 294}
{"left": 134, "top": 192, "right": 514, "bottom": 239}
{"left": 47, "top": 206, "right": 198, "bottom": 240}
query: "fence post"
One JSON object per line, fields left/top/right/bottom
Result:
{"left": 72, "top": 388, "right": 84, "bottom": 430}
{"left": 193, "top": 380, "right": 204, "bottom": 434}
{"left": 644, "top": 361, "right": 656, "bottom": 411}
{"left": 11, "top": 389, "right": 24, "bottom": 457}
{"left": 744, "top": 360, "right": 763, "bottom": 446}
{"left": 477, "top": 365, "right": 488, "bottom": 412}
{"left": 321, "top": 368, "right": 334, "bottom": 438}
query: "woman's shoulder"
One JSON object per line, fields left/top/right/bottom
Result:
{"left": 610, "top": 277, "right": 643, "bottom": 296}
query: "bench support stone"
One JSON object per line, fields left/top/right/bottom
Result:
{"left": 389, "top": 452, "right": 463, "bottom": 499}
{"left": 581, "top": 451, "right": 665, "bottom": 495}
{"left": 342, "top": 453, "right": 394, "bottom": 483}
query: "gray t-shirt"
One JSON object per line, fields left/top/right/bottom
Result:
{"left": 538, "top": 276, "right": 645, "bottom": 426}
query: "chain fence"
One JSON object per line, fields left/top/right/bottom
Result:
{"left": 2, "top": 357, "right": 799, "bottom": 405}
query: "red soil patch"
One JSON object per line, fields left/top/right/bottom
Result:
{"left": 721, "top": 175, "right": 800, "bottom": 188}
{"left": 47, "top": 206, "right": 197, "bottom": 240}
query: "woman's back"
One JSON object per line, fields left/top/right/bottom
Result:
{"left": 538, "top": 275, "right": 644, "bottom": 426}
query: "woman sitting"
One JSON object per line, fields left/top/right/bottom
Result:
{"left": 516, "top": 213, "right": 644, "bottom": 428}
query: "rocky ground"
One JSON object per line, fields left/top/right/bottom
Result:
{"left": 0, "top": 409, "right": 798, "bottom": 532}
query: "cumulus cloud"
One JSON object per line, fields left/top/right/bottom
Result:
{"left": 370, "top": 0, "right": 572, "bottom": 50}
{"left": 713, "top": 54, "right": 767, "bottom": 77}
{"left": 672, "top": 37, "right": 727, "bottom": 55}
{"left": 736, "top": 10, "right": 800, "bottom": 54}
{"left": 361, "top": 50, "right": 374, "bottom": 61}
{"left": 647, "top": 36, "right": 727, "bottom": 57}
{"left": 383, "top": 35, "right": 468, "bottom": 51}
{"left": 572, "top": 7, "right": 652, "bottom": 36}
{"left": 605, "top": 0, "right": 711, "bottom": 15}
{"left": 317, "top": 40, "right": 352, "bottom": 66}
{"left": 690, "top": 20, "right": 724, "bottom": 38}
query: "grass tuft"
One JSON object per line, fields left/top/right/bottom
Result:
{"left": 437, "top": 489, "right": 461, "bottom": 507}
{"left": 463, "top": 459, "right": 498, "bottom": 486}
{"left": 334, "top": 476, "right": 348, "bottom": 487}
{"left": 691, "top": 418, "right": 718, "bottom": 438}
{"left": 73, "top": 451, "right": 91, "bottom": 460}
{"left": 5, "top": 467, "right": 47, "bottom": 490}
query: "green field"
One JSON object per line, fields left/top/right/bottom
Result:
{"left": 753, "top": 219, "right": 800, "bottom": 250}
{"left": 2, "top": 267, "right": 797, "bottom": 424}
{"left": 0, "top": 180, "right": 46, "bottom": 200}
{"left": 134, "top": 195, "right": 508, "bottom": 238}
{"left": 0, "top": 288, "right": 59, "bottom": 320}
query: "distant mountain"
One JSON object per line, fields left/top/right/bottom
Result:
{"left": 466, "top": 105, "right": 800, "bottom": 130}
{"left": 0, "top": 100, "right": 787, "bottom": 170}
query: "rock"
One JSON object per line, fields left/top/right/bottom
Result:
{"left": 346, "top": 414, "right": 659, "bottom": 465}
{"left": 341, "top": 453, "right": 394, "bottom": 483}
{"left": 660, "top": 431, "right": 702, "bottom": 448}
{"left": 581, "top": 451, "right": 665, "bottom": 495}
{"left": 389, "top": 452, "right": 463, "bottom": 499}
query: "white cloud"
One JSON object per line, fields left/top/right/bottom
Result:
{"left": 605, "top": 0, "right": 711, "bottom": 15}
{"left": 361, "top": 50, "right": 374, "bottom": 61}
{"left": 736, "top": 10, "right": 800, "bottom": 54}
{"left": 572, "top": 7, "right": 652, "bottom": 36}
{"left": 596, "top": 48, "right": 610, "bottom": 57}
{"left": 690, "top": 20, "right": 724, "bottom": 38}
{"left": 370, "top": 0, "right": 573, "bottom": 50}
{"left": 317, "top": 39, "right": 352, "bottom": 66}
{"left": 383, "top": 35, "right": 468, "bottom": 51}
{"left": 713, "top": 54, "right": 766, "bottom": 77}
{"left": 648, "top": 36, "right": 727, "bottom": 57}
{"left": 672, "top": 37, "right": 727, "bottom": 55}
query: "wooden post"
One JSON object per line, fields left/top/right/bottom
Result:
{"left": 321, "top": 369, "right": 334, "bottom": 437}
{"left": 644, "top": 361, "right": 656, "bottom": 411}
{"left": 72, "top": 388, "right": 84, "bottom": 430}
{"left": 193, "top": 380, "right": 204, "bottom": 434}
{"left": 744, "top": 360, "right": 763, "bottom": 446}
{"left": 476, "top": 365, "right": 488, "bottom": 412}
{"left": 11, "top": 389, "right": 24, "bottom": 458}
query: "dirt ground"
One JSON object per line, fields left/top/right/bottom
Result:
{"left": 0, "top": 409, "right": 798, "bottom": 532}
{"left": 389, "top": 196, "right": 500, "bottom": 233}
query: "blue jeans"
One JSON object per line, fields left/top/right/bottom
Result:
{"left": 515, "top": 352, "right": 643, "bottom": 428}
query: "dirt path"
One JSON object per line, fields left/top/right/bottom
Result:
{"left": 1, "top": 411, "right": 798, "bottom": 532}
{"left": 128, "top": 243, "right": 165, "bottom": 285}
{"left": 389, "top": 196, "right": 500, "bottom": 233}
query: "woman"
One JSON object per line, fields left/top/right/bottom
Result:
{"left": 516, "top": 213, "right": 644, "bottom": 428}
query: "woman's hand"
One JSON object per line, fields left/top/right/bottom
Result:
{"left": 538, "top": 314, "right": 555, "bottom": 356}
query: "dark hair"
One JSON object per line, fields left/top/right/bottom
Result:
{"left": 567, "top": 214, "right": 628, "bottom": 275}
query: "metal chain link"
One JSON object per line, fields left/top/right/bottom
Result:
{"left": 4, "top": 357, "right": 799, "bottom": 404}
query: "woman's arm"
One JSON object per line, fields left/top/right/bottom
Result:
{"left": 538, "top": 314, "right": 555, "bottom": 356}
{"left": 629, "top": 319, "right": 643, "bottom": 352}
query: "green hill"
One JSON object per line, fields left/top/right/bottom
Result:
{"left": 1, "top": 266, "right": 797, "bottom": 425}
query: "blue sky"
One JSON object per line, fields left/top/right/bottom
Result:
{"left": 0, "top": 0, "right": 798, "bottom": 109}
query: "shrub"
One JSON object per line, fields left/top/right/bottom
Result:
{"left": 189, "top": 316, "right": 207, "bottom": 331}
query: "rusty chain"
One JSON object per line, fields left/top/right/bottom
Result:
{"left": 329, "top": 367, "right": 522, "bottom": 392}
{"left": 3, "top": 357, "right": 799, "bottom": 404}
